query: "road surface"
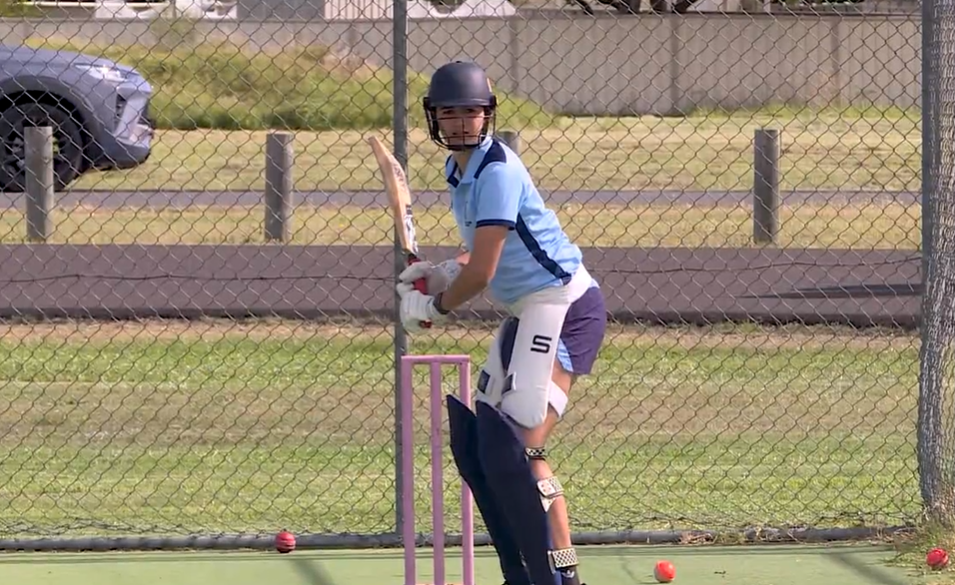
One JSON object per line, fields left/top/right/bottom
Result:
{"left": 0, "top": 188, "right": 922, "bottom": 327}
{"left": 0, "top": 244, "right": 922, "bottom": 328}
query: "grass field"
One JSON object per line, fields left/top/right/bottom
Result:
{"left": 0, "top": 546, "right": 918, "bottom": 585}
{"left": 29, "top": 105, "right": 920, "bottom": 249}
{"left": 69, "top": 106, "right": 920, "bottom": 193}
{"left": 0, "top": 200, "right": 920, "bottom": 248}
{"left": 0, "top": 319, "right": 921, "bottom": 539}
{"left": 0, "top": 546, "right": 916, "bottom": 585}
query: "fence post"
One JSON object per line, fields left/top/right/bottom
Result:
{"left": 392, "top": 0, "right": 411, "bottom": 547}
{"left": 24, "top": 125, "right": 53, "bottom": 243}
{"left": 264, "top": 131, "right": 293, "bottom": 242}
{"left": 496, "top": 129, "right": 520, "bottom": 154}
{"left": 919, "top": 0, "right": 947, "bottom": 518}
{"left": 753, "top": 128, "right": 780, "bottom": 245}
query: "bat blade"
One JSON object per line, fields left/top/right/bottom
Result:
{"left": 367, "top": 136, "right": 418, "bottom": 260}
{"left": 367, "top": 136, "right": 432, "bottom": 328}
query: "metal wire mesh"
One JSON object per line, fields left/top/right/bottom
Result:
{"left": 0, "top": 0, "right": 931, "bottom": 550}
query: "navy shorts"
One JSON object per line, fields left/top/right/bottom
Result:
{"left": 498, "top": 284, "right": 607, "bottom": 376}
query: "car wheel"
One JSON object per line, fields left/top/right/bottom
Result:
{"left": 0, "top": 102, "right": 84, "bottom": 192}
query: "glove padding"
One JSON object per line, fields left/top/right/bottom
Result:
{"left": 396, "top": 283, "right": 447, "bottom": 333}
{"left": 398, "top": 259, "right": 461, "bottom": 296}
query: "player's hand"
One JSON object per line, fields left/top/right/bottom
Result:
{"left": 396, "top": 283, "right": 446, "bottom": 332}
{"left": 399, "top": 259, "right": 461, "bottom": 295}
{"left": 398, "top": 261, "right": 434, "bottom": 283}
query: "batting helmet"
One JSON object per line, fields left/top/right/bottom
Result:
{"left": 423, "top": 61, "right": 497, "bottom": 150}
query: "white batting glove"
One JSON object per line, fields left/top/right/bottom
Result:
{"left": 396, "top": 283, "right": 447, "bottom": 332}
{"left": 398, "top": 261, "right": 434, "bottom": 283}
{"left": 399, "top": 259, "right": 461, "bottom": 296}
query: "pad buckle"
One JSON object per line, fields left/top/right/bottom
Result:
{"left": 537, "top": 476, "right": 564, "bottom": 512}
{"left": 549, "top": 547, "right": 578, "bottom": 570}
{"left": 477, "top": 370, "right": 491, "bottom": 394}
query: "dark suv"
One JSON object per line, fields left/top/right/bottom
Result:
{"left": 0, "top": 44, "right": 154, "bottom": 191}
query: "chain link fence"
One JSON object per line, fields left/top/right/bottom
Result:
{"left": 0, "top": 0, "right": 937, "bottom": 551}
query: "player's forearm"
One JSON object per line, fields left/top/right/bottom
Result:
{"left": 437, "top": 265, "right": 487, "bottom": 311}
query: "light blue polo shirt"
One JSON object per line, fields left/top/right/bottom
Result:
{"left": 445, "top": 136, "right": 583, "bottom": 305}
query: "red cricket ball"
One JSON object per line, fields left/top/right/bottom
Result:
{"left": 654, "top": 560, "right": 676, "bottom": 583}
{"left": 927, "top": 547, "right": 949, "bottom": 570}
{"left": 275, "top": 530, "right": 296, "bottom": 553}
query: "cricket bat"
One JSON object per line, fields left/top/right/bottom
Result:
{"left": 367, "top": 135, "right": 432, "bottom": 328}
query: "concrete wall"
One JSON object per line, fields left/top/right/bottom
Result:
{"left": 1, "top": 13, "right": 922, "bottom": 115}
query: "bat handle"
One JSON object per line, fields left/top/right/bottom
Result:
{"left": 406, "top": 257, "right": 432, "bottom": 329}
{"left": 413, "top": 277, "right": 428, "bottom": 295}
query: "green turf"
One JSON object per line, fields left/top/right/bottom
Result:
{"left": 0, "top": 545, "right": 918, "bottom": 585}
{"left": 0, "top": 321, "right": 921, "bottom": 538}
{"left": 28, "top": 37, "right": 555, "bottom": 133}
{"left": 64, "top": 106, "right": 921, "bottom": 193}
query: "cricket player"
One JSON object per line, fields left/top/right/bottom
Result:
{"left": 396, "top": 60, "right": 607, "bottom": 585}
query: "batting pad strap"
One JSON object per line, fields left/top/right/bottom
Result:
{"left": 537, "top": 475, "right": 564, "bottom": 512}
{"left": 549, "top": 547, "right": 579, "bottom": 569}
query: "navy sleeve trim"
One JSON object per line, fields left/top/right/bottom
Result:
{"left": 476, "top": 219, "right": 516, "bottom": 229}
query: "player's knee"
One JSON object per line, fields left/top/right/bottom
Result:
{"left": 503, "top": 393, "right": 548, "bottom": 428}
{"left": 502, "top": 379, "right": 569, "bottom": 429}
